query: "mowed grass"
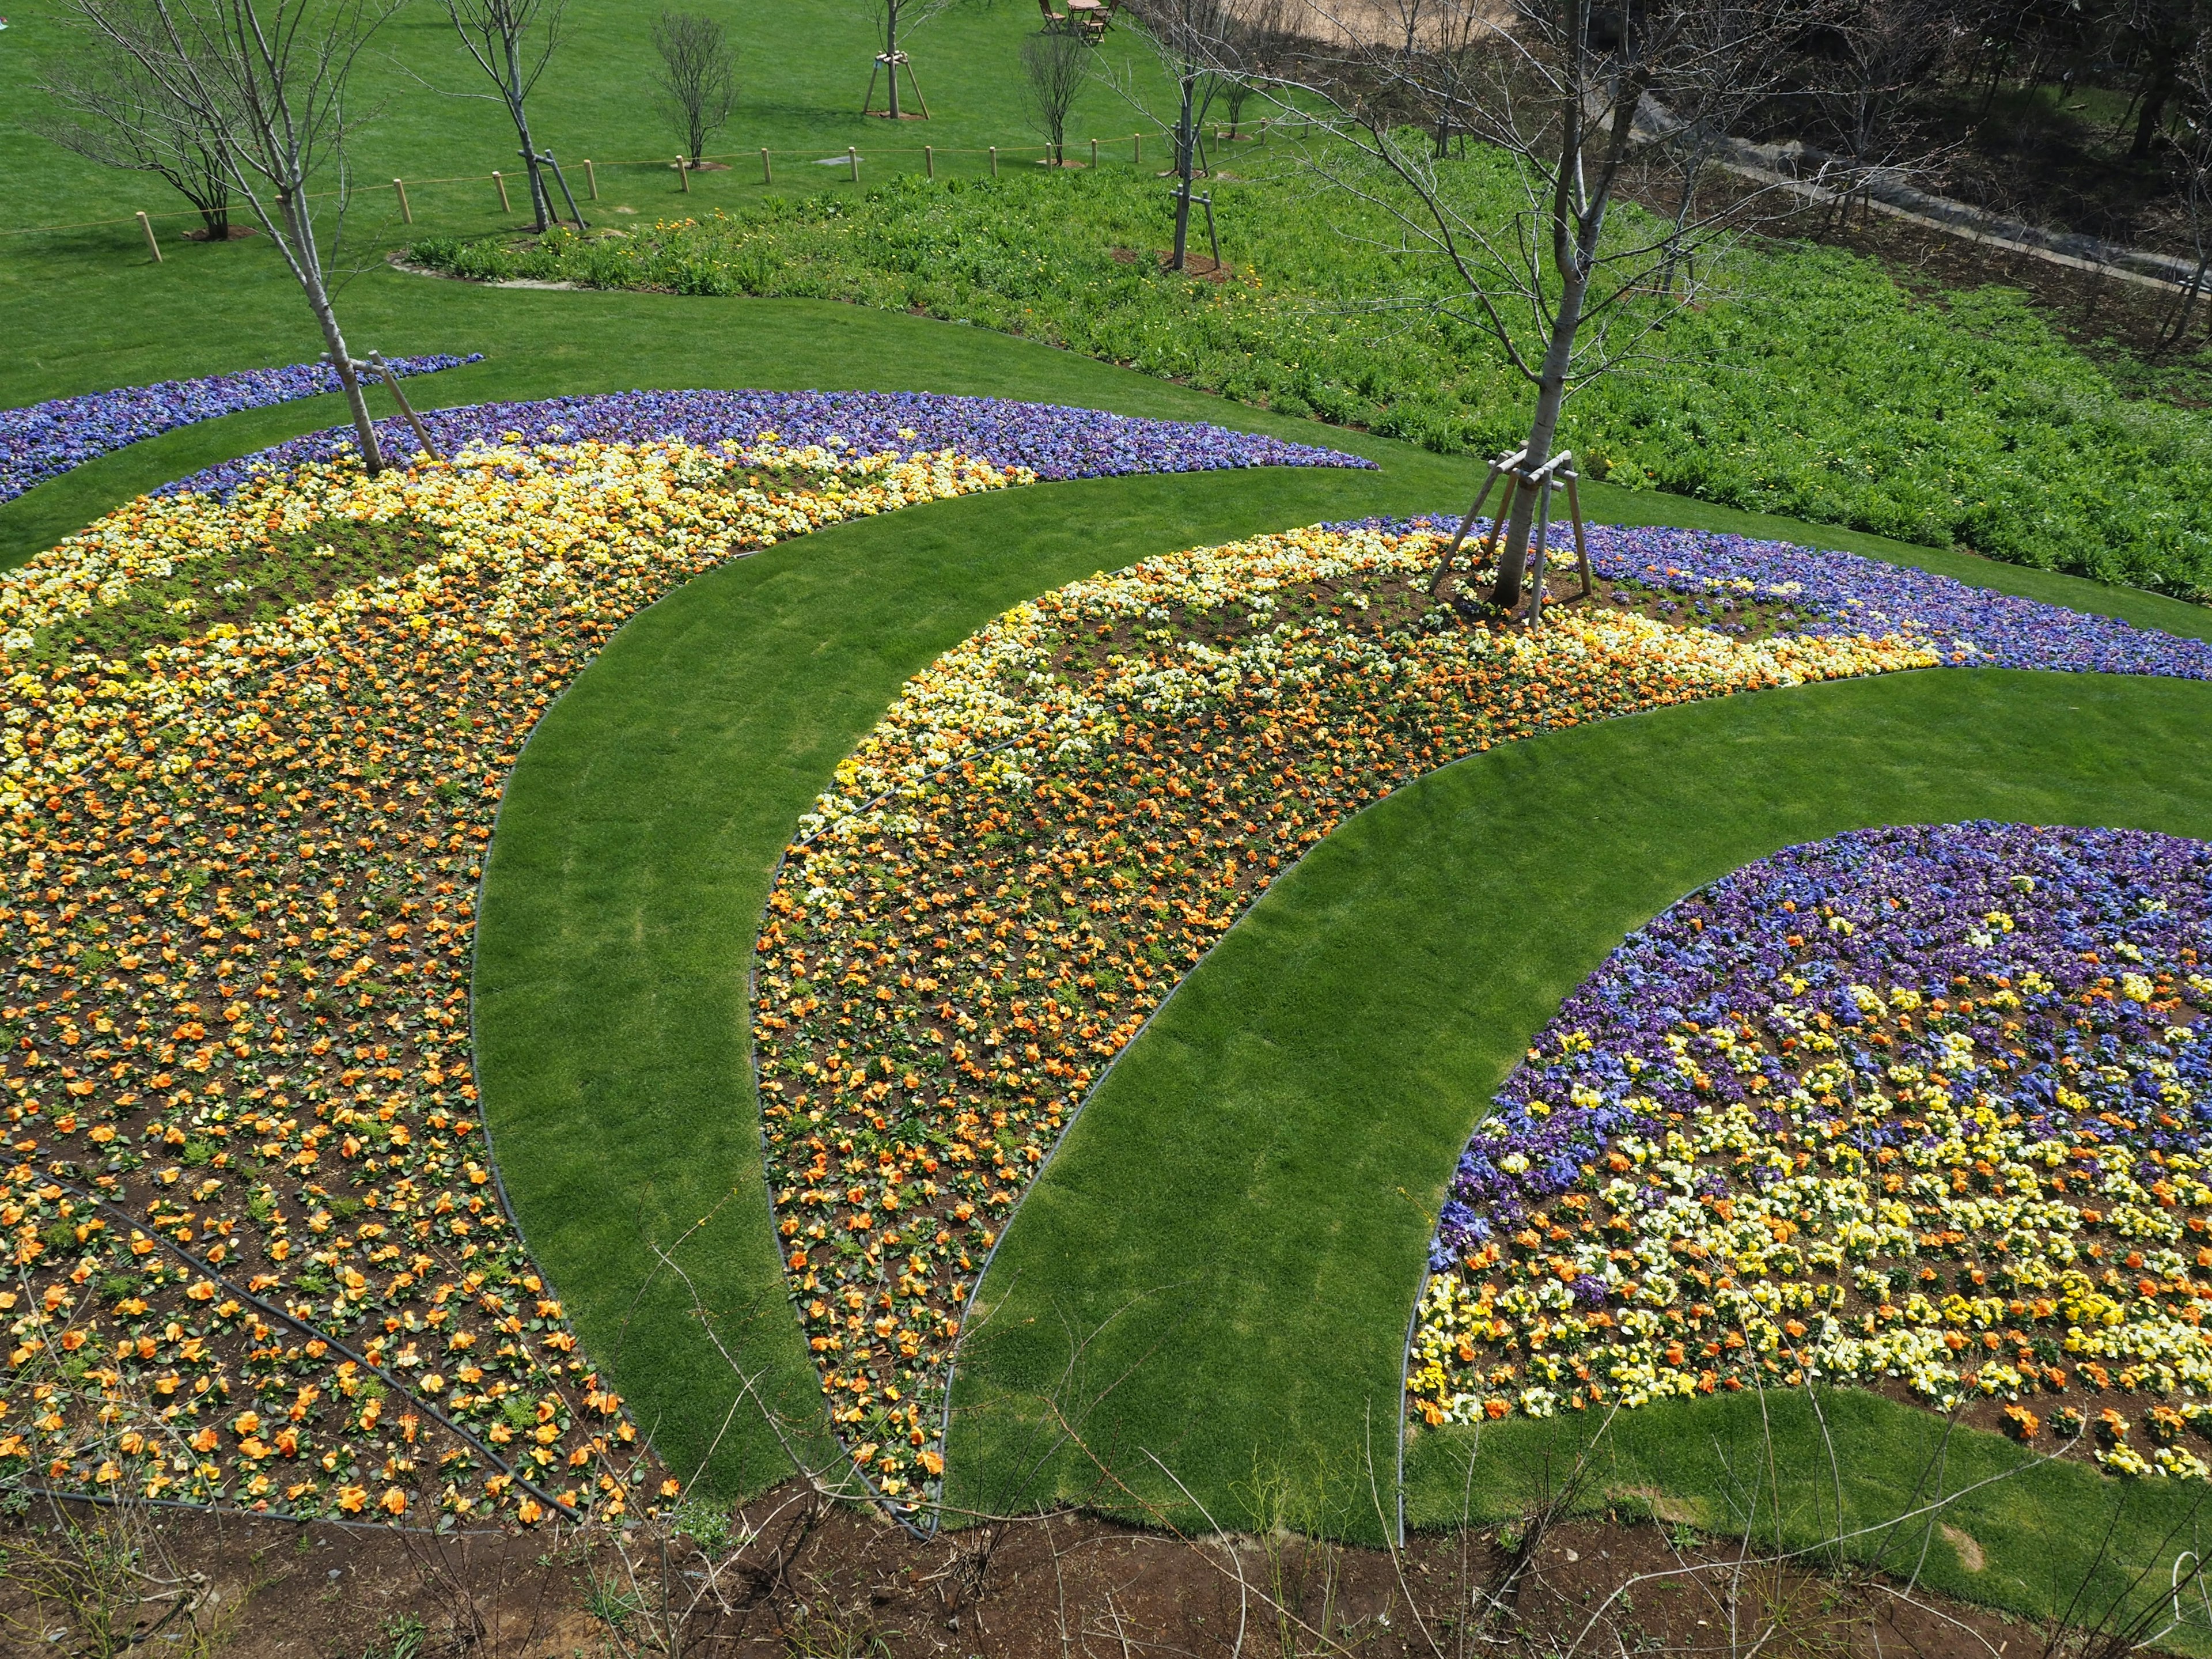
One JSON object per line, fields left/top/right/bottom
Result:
{"left": 946, "top": 666, "right": 2212, "bottom": 1632}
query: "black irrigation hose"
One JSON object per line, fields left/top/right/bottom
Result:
{"left": 40, "top": 1173, "right": 588, "bottom": 1523}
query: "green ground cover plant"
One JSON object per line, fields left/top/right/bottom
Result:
{"left": 409, "top": 162, "right": 2212, "bottom": 601}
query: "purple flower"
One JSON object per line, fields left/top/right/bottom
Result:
{"left": 1430, "top": 822, "right": 2212, "bottom": 1262}
{"left": 1, "top": 355, "right": 482, "bottom": 505}
{"left": 159, "top": 390, "right": 1376, "bottom": 499}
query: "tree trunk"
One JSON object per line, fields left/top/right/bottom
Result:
{"left": 887, "top": 2, "right": 903, "bottom": 120}
{"left": 2133, "top": 58, "right": 2176, "bottom": 158}
{"left": 1486, "top": 271, "right": 1585, "bottom": 611}
{"left": 1171, "top": 75, "right": 1194, "bottom": 270}
{"left": 287, "top": 189, "right": 383, "bottom": 474}
{"left": 506, "top": 34, "right": 554, "bottom": 229}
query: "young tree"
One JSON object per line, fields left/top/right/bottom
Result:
{"left": 861, "top": 0, "right": 965, "bottom": 119}
{"left": 1022, "top": 26, "right": 1089, "bottom": 164}
{"left": 1121, "top": 0, "right": 1233, "bottom": 268}
{"left": 62, "top": 0, "right": 403, "bottom": 471}
{"left": 441, "top": 0, "right": 567, "bottom": 231}
{"left": 651, "top": 9, "right": 737, "bottom": 165}
{"left": 1274, "top": 0, "right": 1813, "bottom": 611}
{"left": 36, "top": 20, "right": 236, "bottom": 238}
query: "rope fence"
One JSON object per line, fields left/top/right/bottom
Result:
{"left": 5, "top": 119, "right": 1304, "bottom": 247}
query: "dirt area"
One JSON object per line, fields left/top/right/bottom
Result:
{"left": 0, "top": 1482, "right": 2053, "bottom": 1657}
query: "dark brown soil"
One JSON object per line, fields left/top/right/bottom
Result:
{"left": 182, "top": 225, "right": 262, "bottom": 243}
{"left": 0, "top": 1484, "right": 2041, "bottom": 1657}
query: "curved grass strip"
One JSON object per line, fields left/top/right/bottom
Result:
{"left": 1411, "top": 823, "right": 2212, "bottom": 1460}
{"left": 0, "top": 394, "right": 1337, "bottom": 1525}
{"left": 1, "top": 356, "right": 480, "bottom": 507}
{"left": 756, "top": 522, "right": 2212, "bottom": 1518}
{"left": 944, "top": 668, "right": 2212, "bottom": 1553}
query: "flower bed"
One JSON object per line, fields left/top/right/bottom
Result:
{"left": 1, "top": 356, "right": 482, "bottom": 506}
{"left": 166, "top": 389, "right": 1373, "bottom": 500}
{"left": 0, "top": 391, "right": 1351, "bottom": 1525}
{"left": 752, "top": 520, "right": 2212, "bottom": 1517}
{"left": 1408, "top": 822, "right": 2212, "bottom": 1481}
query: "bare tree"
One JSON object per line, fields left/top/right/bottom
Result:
{"left": 441, "top": 0, "right": 566, "bottom": 231}
{"left": 35, "top": 18, "right": 236, "bottom": 239}
{"left": 1022, "top": 26, "right": 1090, "bottom": 164}
{"left": 860, "top": 0, "right": 968, "bottom": 119}
{"left": 1120, "top": 0, "right": 1234, "bottom": 268}
{"left": 1255, "top": 0, "right": 1828, "bottom": 612}
{"left": 1810, "top": 0, "right": 1944, "bottom": 224}
{"left": 651, "top": 8, "right": 737, "bottom": 165}
{"left": 2154, "top": 35, "right": 2212, "bottom": 352}
{"left": 60, "top": 0, "right": 402, "bottom": 472}
{"left": 1641, "top": 0, "right": 1802, "bottom": 287}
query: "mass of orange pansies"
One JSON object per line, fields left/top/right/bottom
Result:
{"left": 0, "top": 433, "right": 1023, "bottom": 1522}
{"left": 753, "top": 523, "right": 1941, "bottom": 1514}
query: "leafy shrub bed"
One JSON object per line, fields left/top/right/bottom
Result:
{"left": 753, "top": 518, "right": 2212, "bottom": 1516}
{"left": 1410, "top": 823, "right": 2212, "bottom": 1482}
{"left": 410, "top": 166, "right": 2212, "bottom": 603}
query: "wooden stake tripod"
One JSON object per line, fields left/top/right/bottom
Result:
{"left": 863, "top": 51, "right": 930, "bottom": 118}
{"left": 1426, "top": 446, "right": 1592, "bottom": 624}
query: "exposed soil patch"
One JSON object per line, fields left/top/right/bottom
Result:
{"left": 0, "top": 1486, "right": 2040, "bottom": 1657}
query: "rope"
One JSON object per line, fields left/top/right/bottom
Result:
{"left": 0, "top": 127, "right": 1248, "bottom": 239}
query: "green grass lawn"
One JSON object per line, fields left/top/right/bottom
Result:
{"left": 0, "top": 0, "right": 1166, "bottom": 413}
{"left": 946, "top": 665, "right": 2212, "bottom": 1632}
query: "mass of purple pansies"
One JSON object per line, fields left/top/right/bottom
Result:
{"left": 1345, "top": 516, "right": 2212, "bottom": 680}
{"left": 0, "top": 355, "right": 482, "bottom": 506}
{"left": 164, "top": 391, "right": 1376, "bottom": 498}
{"left": 1410, "top": 821, "right": 2212, "bottom": 1455}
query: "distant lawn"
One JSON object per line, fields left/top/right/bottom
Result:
{"left": 948, "top": 665, "right": 2212, "bottom": 1638}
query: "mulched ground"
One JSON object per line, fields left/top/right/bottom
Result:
{"left": 0, "top": 1483, "right": 2042, "bottom": 1657}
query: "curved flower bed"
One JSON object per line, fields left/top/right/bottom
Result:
{"left": 1408, "top": 822, "right": 2212, "bottom": 1479}
{"left": 1, "top": 356, "right": 482, "bottom": 506}
{"left": 0, "top": 391, "right": 1343, "bottom": 1525}
{"left": 166, "top": 389, "right": 1374, "bottom": 500}
{"left": 752, "top": 519, "right": 2212, "bottom": 1517}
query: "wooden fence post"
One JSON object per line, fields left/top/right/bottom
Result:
{"left": 848, "top": 145, "right": 859, "bottom": 183}
{"left": 762, "top": 147, "right": 773, "bottom": 184}
{"left": 583, "top": 160, "right": 598, "bottom": 199}
{"left": 135, "top": 211, "right": 162, "bottom": 263}
{"left": 925, "top": 145, "right": 934, "bottom": 179}
{"left": 491, "top": 170, "right": 510, "bottom": 213}
{"left": 988, "top": 145, "right": 998, "bottom": 177}
{"left": 392, "top": 179, "right": 412, "bottom": 224}
{"left": 676, "top": 157, "right": 690, "bottom": 192}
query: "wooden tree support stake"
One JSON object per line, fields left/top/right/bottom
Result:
{"left": 925, "top": 145, "right": 934, "bottom": 179}
{"left": 392, "top": 179, "right": 411, "bottom": 224}
{"left": 989, "top": 145, "right": 998, "bottom": 177}
{"left": 1432, "top": 446, "right": 1589, "bottom": 621}
{"left": 849, "top": 145, "right": 859, "bottom": 183}
{"left": 367, "top": 351, "right": 444, "bottom": 462}
{"left": 491, "top": 170, "right": 510, "bottom": 213}
{"left": 135, "top": 210, "right": 162, "bottom": 263}
{"left": 1090, "top": 137, "right": 1099, "bottom": 166}
{"left": 762, "top": 148, "right": 774, "bottom": 184}
{"left": 583, "top": 160, "right": 598, "bottom": 199}
{"left": 676, "top": 157, "right": 690, "bottom": 192}
{"left": 1134, "top": 131, "right": 1142, "bottom": 165}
